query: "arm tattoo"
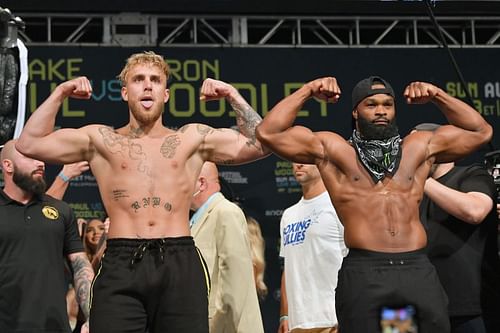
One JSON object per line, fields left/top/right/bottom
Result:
{"left": 227, "top": 95, "right": 262, "bottom": 148}
{"left": 160, "top": 134, "right": 181, "bottom": 159}
{"left": 69, "top": 253, "right": 94, "bottom": 320}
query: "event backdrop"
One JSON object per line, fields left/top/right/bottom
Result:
{"left": 10, "top": 46, "right": 500, "bottom": 331}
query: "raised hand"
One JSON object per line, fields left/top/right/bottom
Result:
{"left": 199, "top": 78, "right": 237, "bottom": 101}
{"left": 404, "top": 81, "right": 441, "bottom": 104}
{"left": 61, "top": 161, "right": 90, "bottom": 180}
{"left": 59, "top": 76, "right": 93, "bottom": 100}
{"left": 306, "top": 77, "right": 341, "bottom": 103}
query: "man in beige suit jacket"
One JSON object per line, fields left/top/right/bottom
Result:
{"left": 190, "top": 162, "right": 264, "bottom": 333}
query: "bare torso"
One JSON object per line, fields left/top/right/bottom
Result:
{"left": 318, "top": 132, "right": 431, "bottom": 252}
{"left": 86, "top": 124, "right": 206, "bottom": 239}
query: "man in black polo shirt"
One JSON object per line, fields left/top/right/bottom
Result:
{"left": 417, "top": 123, "right": 498, "bottom": 333}
{"left": 0, "top": 139, "right": 94, "bottom": 333}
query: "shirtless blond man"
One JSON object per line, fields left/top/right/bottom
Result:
{"left": 256, "top": 76, "right": 492, "bottom": 333}
{"left": 16, "top": 51, "right": 268, "bottom": 333}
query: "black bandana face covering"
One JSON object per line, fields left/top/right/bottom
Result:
{"left": 349, "top": 130, "right": 402, "bottom": 183}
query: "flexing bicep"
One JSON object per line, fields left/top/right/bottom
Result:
{"left": 200, "top": 125, "right": 269, "bottom": 165}
{"left": 428, "top": 125, "right": 490, "bottom": 163}
{"left": 17, "top": 127, "right": 92, "bottom": 164}
{"left": 257, "top": 124, "right": 324, "bottom": 164}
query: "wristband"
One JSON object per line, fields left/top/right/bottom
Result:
{"left": 58, "top": 172, "right": 70, "bottom": 182}
{"left": 279, "top": 315, "right": 288, "bottom": 322}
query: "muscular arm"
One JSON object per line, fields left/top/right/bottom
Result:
{"left": 256, "top": 77, "right": 340, "bottom": 164}
{"left": 405, "top": 82, "right": 493, "bottom": 162}
{"left": 424, "top": 176, "right": 494, "bottom": 225}
{"left": 67, "top": 252, "right": 94, "bottom": 319}
{"left": 226, "top": 87, "right": 264, "bottom": 150}
{"left": 198, "top": 78, "right": 270, "bottom": 164}
{"left": 16, "top": 77, "right": 93, "bottom": 163}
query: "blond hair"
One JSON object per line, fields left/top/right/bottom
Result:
{"left": 246, "top": 216, "right": 268, "bottom": 300}
{"left": 117, "top": 51, "right": 170, "bottom": 86}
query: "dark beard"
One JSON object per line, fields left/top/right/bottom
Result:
{"left": 13, "top": 167, "right": 46, "bottom": 196}
{"left": 358, "top": 116, "right": 399, "bottom": 140}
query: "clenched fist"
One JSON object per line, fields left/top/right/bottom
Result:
{"left": 306, "top": 77, "right": 341, "bottom": 103}
{"left": 404, "top": 81, "right": 442, "bottom": 104}
{"left": 199, "top": 78, "right": 237, "bottom": 101}
{"left": 58, "top": 76, "right": 93, "bottom": 100}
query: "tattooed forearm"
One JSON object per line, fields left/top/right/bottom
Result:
{"left": 68, "top": 253, "right": 94, "bottom": 320}
{"left": 227, "top": 95, "right": 262, "bottom": 147}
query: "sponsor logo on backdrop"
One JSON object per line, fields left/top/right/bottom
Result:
{"left": 446, "top": 81, "right": 500, "bottom": 117}
{"left": 274, "top": 160, "right": 301, "bottom": 194}
{"left": 265, "top": 209, "right": 284, "bottom": 217}
{"left": 27, "top": 57, "right": 330, "bottom": 120}
{"left": 69, "top": 201, "right": 106, "bottom": 219}
{"left": 68, "top": 174, "right": 98, "bottom": 188}
{"left": 220, "top": 171, "right": 248, "bottom": 184}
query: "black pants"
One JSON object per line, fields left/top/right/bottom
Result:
{"left": 336, "top": 248, "right": 450, "bottom": 333}
{"left": 90, "top": 237, "right": 210, "bottom": 333}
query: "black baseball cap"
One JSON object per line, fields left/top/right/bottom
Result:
{"left": 351, "top": 76, "right": 395, "bottom": 110}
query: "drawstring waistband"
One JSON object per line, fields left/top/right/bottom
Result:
{"left": 104, "top": 237, "right": 195, "bottom": 269}
{"left": 130, "top": 239, "right": 167, "bottom": 267}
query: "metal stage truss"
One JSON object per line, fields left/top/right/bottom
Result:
{"left": 15, "top": 13, "right": 500, "bottom": 48}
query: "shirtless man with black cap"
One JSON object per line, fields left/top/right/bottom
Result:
{"left": 256, "top": 76, "right": 493, "bottom": 333}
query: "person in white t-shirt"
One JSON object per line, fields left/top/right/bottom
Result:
{"left": 278, "top": 162, "right": 348, "bottom": 333}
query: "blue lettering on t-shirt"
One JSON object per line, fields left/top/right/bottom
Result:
{"left": 283, "top": 218, "right": 312, "bottom": 246}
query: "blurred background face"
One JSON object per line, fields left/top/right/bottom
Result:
{"left": 292, "top": 163, "right": 321, "bottom": 185}
{"left": 85, "top": 219, "right": 106, "bottom": 249}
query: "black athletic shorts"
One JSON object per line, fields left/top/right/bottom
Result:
{"left": 89, "top": 237, "right": 210, "bottom": 333}
{"left": 335, "top": 248, "right": 450, "bottom": 333}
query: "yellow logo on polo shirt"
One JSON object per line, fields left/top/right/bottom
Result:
{"left": 42, "top": 206, "right": 59, "bottom": 220}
